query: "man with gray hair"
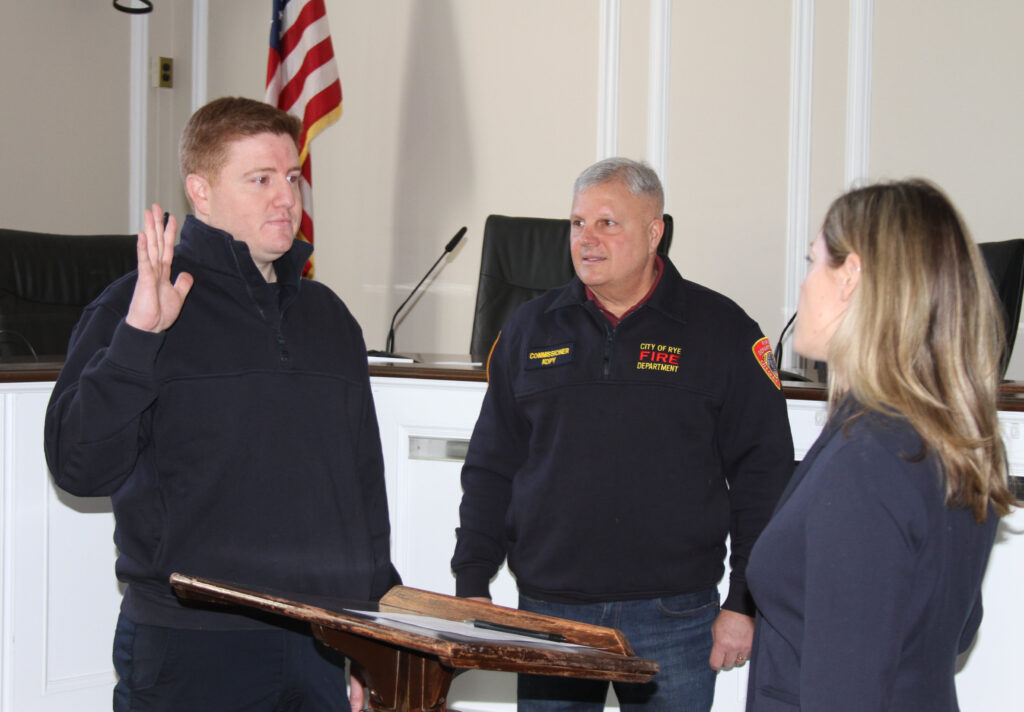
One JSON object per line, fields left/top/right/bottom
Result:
{"left": 452, "top": 157, "right": 793, "bottom": 712}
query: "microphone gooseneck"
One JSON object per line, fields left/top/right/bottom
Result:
{"left": 775, "top": 311, "right": 819, "bottom": 383}
{"left": 382, "top": 226, "right": 467, "bottom": 355}
{"left": 775, "top": 310, "right": 798, "bottom": 368}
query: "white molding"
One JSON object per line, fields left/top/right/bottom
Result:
{"left": 1, "top": 394, "right": 11, "bottom": 712}
{"left": 41, "top": 430, "right": 52, "bottom": 693}
{"left": 597, "top": 0, "right": 621, "bottom": 159}
{"left": 647, "top": 0, "right": 672, "bottom": 196}
{"left": 845, "top": 0, "right": 873, "bottom": 188}
{"left": 783, "top": 0, "right": 815, "bottom": 369}
{"left": 128, "top": 15, "right": 148, "bottom": 233}
{"left": 191, "top": 0, "right": 209, "bottom": 112}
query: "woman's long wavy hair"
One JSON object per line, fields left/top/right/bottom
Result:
{"left": 822, "top": 179, "right": 1014, "bottom": 521}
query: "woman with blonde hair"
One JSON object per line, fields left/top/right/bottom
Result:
{"left": 744, "top": 179, "right": 1016, "bottom": 711}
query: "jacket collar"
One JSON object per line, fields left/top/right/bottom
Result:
{"left": 771, "top": 395, "right": 861, "bottom": 511}
{"left": 546, "top": 254, "right": 689, "bottom": 326}
{"left": 175, "top": 215, "right": 312, "bottom": 300}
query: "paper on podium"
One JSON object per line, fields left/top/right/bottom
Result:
{"left": 348, "top": 609, "right": 588, "bottom": 648}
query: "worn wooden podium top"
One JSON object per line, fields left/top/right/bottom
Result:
{"left": 170, "top": 574, "right": 657, "bottom": 712}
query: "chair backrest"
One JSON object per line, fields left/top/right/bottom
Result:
{"left": 978, "top": 238, "right": 1024, "bottom": 377}
{"left": 469, "top": 213, "right": 674, "bottom": 360}
{"left": 0, "top": 228, "right": 136, "bottom": 357}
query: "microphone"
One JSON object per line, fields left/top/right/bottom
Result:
{"left": 774, "top": 311, "right": 797, "bottom": 369}
{"left": 0, "top": 329, "right": 39, "bottom": 361}
{"left": 775, "top": 312, "right": 826, "bottom": 383}
{"left": 774, "top": 311, "right": 810, "bottom": 383}
{"left": 371, "top": 226, "right": 467, "bottom": 357}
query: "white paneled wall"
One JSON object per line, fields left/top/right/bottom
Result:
{"left": 4, "top": 377, "right": 1022, "bottom": 711}
{"left": 1, "top": 384, "right": 120, "bottom": 711}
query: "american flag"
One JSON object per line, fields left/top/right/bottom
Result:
{"left": 265, "top": 0, "right": 342, "bottom": 278}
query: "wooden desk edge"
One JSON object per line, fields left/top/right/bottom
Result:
{"left": 9, "top": 356, "right": 1024, "bottom": 412}
{"left": 169, "top": 575, "right": 657, "bottom": 681}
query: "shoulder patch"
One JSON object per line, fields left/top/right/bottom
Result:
{"left": 525, "top": 343, "right": 574, "bottom": 369}
{"left": 752, "top": 336, "right": 781, "bottom": 390}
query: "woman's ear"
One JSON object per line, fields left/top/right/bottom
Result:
{"left": 841, "top": 252, "right": 862, "bottom": 301}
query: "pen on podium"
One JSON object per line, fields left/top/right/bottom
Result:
{"left": 464, "top": 618, "right": 567, "bottom": 643}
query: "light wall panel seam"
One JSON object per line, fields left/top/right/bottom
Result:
{"left": 192, "top": 0, "right": 209, "bottom": 112}
{"left": 598, "top": 0, "right": 621, "bottom": 159}
{"left": 845, "top": 0, "right": 873, "bottom": 187}
{"left": 647, "top": 0, "right": 672, "bottom": 199}
{"left": 784, "top": 0, "right": 815, "bottom": 368}
{"left": 129, "top": 15, "right": 148, "bottom": 234}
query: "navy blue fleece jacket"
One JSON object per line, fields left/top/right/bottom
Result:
{"left": 452, "top": 256, "right": 794, "bottom": 614}
{"left": 45, "top": 216, "right": 399, "bottom": 629}
{"left": 746, "top": 403, "right": 998, "bottom": 711}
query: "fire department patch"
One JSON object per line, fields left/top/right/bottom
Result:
{"left": 752, "top": 337, "right": 781, "bottom": 390}
{"left": 636, "top": 342, "right": 682, "bottom": 372}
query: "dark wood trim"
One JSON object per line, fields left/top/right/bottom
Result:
{"left": 369, "top": 360, "right": 486, "bottom": 383}
{"left": 7, "top": 356, "right": 1024, "bottom": 411}
{"left": 0, "top": 357, "right": 63, "bottom": 383}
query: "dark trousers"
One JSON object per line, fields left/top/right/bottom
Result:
{"left": 112, "top": 613, "right": 348, "bottom": 711}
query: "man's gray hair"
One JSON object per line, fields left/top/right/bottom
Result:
{"left": 572, "top": 157, "right": 665, "bottom": 215}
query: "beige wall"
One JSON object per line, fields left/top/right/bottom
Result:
{"left": 146, "top": 0, "right": 196, "bottom": 226}
{"left": 2, "top": 2, "right": 131, "bottom": 234}
{"left": 870, "top": 2, "right": 1024, "bottom": 243}
{"left": 7, "top": 1, "right": 1024, "bottom": 376}
{"left": 666, "top": 3, "right": 792, "bottom": 343}
{"left": 210, "top": 0, "right": 600, "bottom": 355}
{"left": 859, "top": 2, "right": 1024, "bottom": 375}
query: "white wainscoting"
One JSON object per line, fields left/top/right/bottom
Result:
{"left": 3, "top": 377, "right": 1022, "bottom": 711}
{"left": 1, "top": 383, "right": 120, "bottom": 712}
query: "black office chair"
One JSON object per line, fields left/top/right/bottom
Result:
{"left": 469, "top": 213, "right": 673, "bottom": 360}
{"left": 978, "top": 239, "right": 1024, "bottom": 378}
{"left": 0, "top": 228, "right": 136, "bottom": 358}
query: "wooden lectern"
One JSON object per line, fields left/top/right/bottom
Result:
{"left": 170, "top": 574, "right": 657, "bottom": 712}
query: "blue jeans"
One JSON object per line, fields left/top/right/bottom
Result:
{"left": 112, "top": 614, "right": 348, "bottom": 711}
{"left": 517, "top": 590, "right": 718, "bottom": 712}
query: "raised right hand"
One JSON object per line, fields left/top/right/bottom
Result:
{"left": 125, "top": 203, "right": 194, "bottom": 333}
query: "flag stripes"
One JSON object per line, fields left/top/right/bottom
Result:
{"left": 265, "top": 0, "right": 342, "bottom": 277}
